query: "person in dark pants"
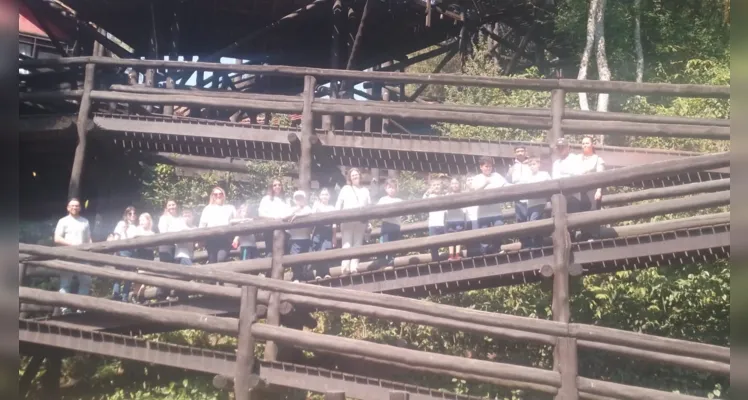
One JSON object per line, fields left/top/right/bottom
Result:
{"left": 469, "top": 157, "right": 509, "bottom": 256}
{"left": 423, "top": 177, "right": 445, "bottom": 261}
{"left": 198, "top": 187, "right": 237, "bottom": 264}
{"left": 578, "top": 136, "right": 606, "bottom": 241}
{"left": 517, "top": 158, "right": 552, "bottom": 248}
{"left": 377, "top": 179, "right": 403, "bottom": 266}
{"left": 551, "top": 137, "right": 584, "bottom": 239}
{"left": 287, "top": 190, "right": 313, "bottom": 282}
{"left": 311, "top": 188, "right": 336, "bottom": 279}
{"left": 444, "top": 177, "right": 466, "bottom": 260}
{"left": 506, "top": 146, "right": 532, "bottom": 233}
{"left": 258, "top": 178, "right": 290, "bottom": 257}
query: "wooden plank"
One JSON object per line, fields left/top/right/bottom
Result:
{"left": 235, "top": 286, "right": 259, "bottom": 400}
{"left": 21, "top": 56, "right": 731, "bottom": 98}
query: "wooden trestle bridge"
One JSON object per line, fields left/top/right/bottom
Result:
{"left": 18, "top": 55, "right": 730, "bottom": 400}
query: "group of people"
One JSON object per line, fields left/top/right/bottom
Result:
{"left": 51, "top": 135, "right": 605, "bottom": 308}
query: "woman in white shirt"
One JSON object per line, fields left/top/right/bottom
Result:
{"left": 444, "top": 177, "right": 466, "bottom": 260}
{"left": 258, "top": 178, "right": 291, "bottom": 257}
{"left": 287, "top": 190, "right": 314, "bottom": 281}
{"left": 335, "top": 168, "right": 371, "bottom": 274}
{"left": 134, "top": 213, "right": 156, "bottom": 260}
{"left": 470, "top": 156, "right": 509, "bottom": 256}
{"left": 157, "top": 200, "right": 179, "bottom": 263}
{"left": 579, "top": 136, "right": 606, "bottom": 240}
{"left": 199, "top": 186, "right": 237, "bottom": 264}
{"left": 111, "top": 206, "right": 139, "bottom": 302}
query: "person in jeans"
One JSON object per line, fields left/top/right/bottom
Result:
{"left": 173, "top": 208, "right": 196, "bottom": 266}
{"left": 53, "top": 198, "right": 92, "bottom": 314}
{"left": 423, "top": 177, "right": 445, "bottom": 261}
{"left": 112, "top": 206, "right": 138, "bottom": 302}
{"left": 376, "top": 179, "right": 403, "bottom": 266}
{"left": 287, "top": 190, "right": 313, "bottom": 281}
{"left": 470, "top": 156, "right": 509, "bottom": 256}
{"left": 444, "top": 177, "right": 466, "bottom": 260}
{"left": 311, "top": 187, "right": 336, "bottom": 279}
{"left": 506, "top": 146, "right": 532, "bottom": 231}
{"left": 517, "top": 158, "right": 552, "bottom": 248}
{"left": 199, "top": 186, "right": 237, "bottom": 264}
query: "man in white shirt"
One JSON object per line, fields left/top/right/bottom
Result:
{"left": 54, "top": 198, "right": 93, "bottom": 314}
{"left": 506, "top": 146, "right": 533, "bottom": 233}
{"left": 551, "top": 137, "right": 583, "bottom": 214}
{"left": 470, "top": 156, "right": 509, "bottom": 256}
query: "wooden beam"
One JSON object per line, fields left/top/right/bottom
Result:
{"left": 68, "top": 63, "right": 94, "bottom": 199}
{"left": 299, "top": 75, "right": 316, "bottom": 192}
{"left": 20, "top": 287, "right": 238, "bottom": 334}
{"left": 406, "top": 46, "right": 459, "bottom": 102}
{"left": 23, "top": 57, "right": 731, "bottom": 98}
{"left": 251, "top": 323, "right": 562, "bottom": 387}
{"left": 550, "top": 195, "right": 578, "bottom": 400}
{"left": 264, "top": 230, "right": 286, "bottom": 362}
{"left": 18, "top": 245, "right": 730, "bottom": 363}
{"left": 235, "top": 286, "right": 258, "bottom": 400}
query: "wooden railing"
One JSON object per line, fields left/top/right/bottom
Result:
{"left": 19, "top": 56, "right": 730, "bottom": 199}
{"left": 19, "top": 151, "right": 730, "bottom": 400}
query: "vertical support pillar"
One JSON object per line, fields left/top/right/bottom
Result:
{"left": 548, "top": 89, "right": 565, "bottom": 165}
{"left": 20, "top": 356, "right": 44, "bottom": 397}
{"left": 235, "top": 286, "right": 259, "bottom": 400}
{"left": 41, "top": 354, "right": 62, "bottom": 400}
{"left": 550, "top": 194, "right": 578, "bottom": 400}
{"left": 299, "top": 75, "right": 316, "bottom": 194}
{"left": 68, "top": 63, "right": 95, "bottom": 200}
{"left": 144, "top": 2, "right": 158, "bottom": 112}
{"left": 264, "top": 229, "right": 286, "bottom": 361}
{"left": 164, "top": 8, "right": 179, "bottom": 116}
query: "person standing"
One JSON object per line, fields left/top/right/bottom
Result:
{"left": 335, "top": 168, "right": 371, "bottom": 274}
{"left": 311, "top": 188, "right": 336, "bottom": 279}
{"left": 258, "top": 179, "right": 291, "bottom": 256}
{"left": 53, "top": 198, "right": 92, "bottom": 314}
{"left": 551, "top": 137, "right": 583, "bottom": 213}
{"left": 471, "top": 156, "right": 509, "bottom": 255}
{"left": 287, "top": 190, "right": 314, "bottom": 281}
{"left": 157, "top": 200, "right": 179, "bottom": 263}
{"left": 199, "top": 186, "right": 237, "bottom": 264}
{"left": 376, "top": 179, "right": 403, "bottom": 265}
{"left": 578, "top": 135, "right": 606, "bottom": 240}
{"left": 444, "top": 177, "right": 467, "bottom": 260}
{"left": 423, "top": 177, "right": 446, "bottom": 261}
{"left": 173, "top": 208, "right": 196, "bottom": 266}
{"left": 111, "top": 206, "right": 138, "bottom": 302}
{"left": 232, "top": 203, "right": 259, "bottom": 261}
{"left": 517, "top": 158, "right": 553, "bottom": 248}
{"left": 506, "top": 146, "right": 532, "bottom": 230}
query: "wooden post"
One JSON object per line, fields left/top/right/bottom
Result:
{"left": 324, "top": 0, "right": 344, "bottom": 131}
{"left": 264, "top": 229, "right": 286, "bottom": 361}
{"left": 164, "top": 9, "right": 179, "bottom": 116}
{"left": 68, "top": 63, "right": 95, "bottom": 199}
{"left": 235, "top": 286, "right": 259, "bottom": 400}
{"left": 299, "top": 75, "right": 316, "bottom": 193}
{"left": 550, "top": 194, "right": 578, "bottom": 400}
{"left": 549, "top": 88, "right": 565, "bottom": 163}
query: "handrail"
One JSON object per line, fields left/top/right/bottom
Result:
{"left": 47, "top": 151, "right": 728, "bottom": 254}
{"left": 19, "top": 56, "right": 730, "bottom": 98}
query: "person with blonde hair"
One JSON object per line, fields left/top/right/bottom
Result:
{"left": 335, "top": 168, "right": 371, "bottom": 274}
{"left": 111, "top": 205, "right": 138, "bottom": 302}
{"left": 258, "top": 178, "right": 290, "bottom": 256}
{"left": 199, "top": 186, "right": 237, "bottom": 264}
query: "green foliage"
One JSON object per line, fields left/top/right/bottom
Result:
{"left": 140, "top": 160, "right": 295, "bottom": 210}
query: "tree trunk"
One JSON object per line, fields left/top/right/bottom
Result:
{"left": 576, "top": 0, "right": 601, "bottom": 111}
{"left": 594, "top": 0, "right": 611, "bottom": 145}
{"left": 634, "top": 0, "right": 644, "bottom": 83}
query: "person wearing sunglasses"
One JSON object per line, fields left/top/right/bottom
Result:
{"left": 198, "top": 186, "right": 237, "bottom": 264}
